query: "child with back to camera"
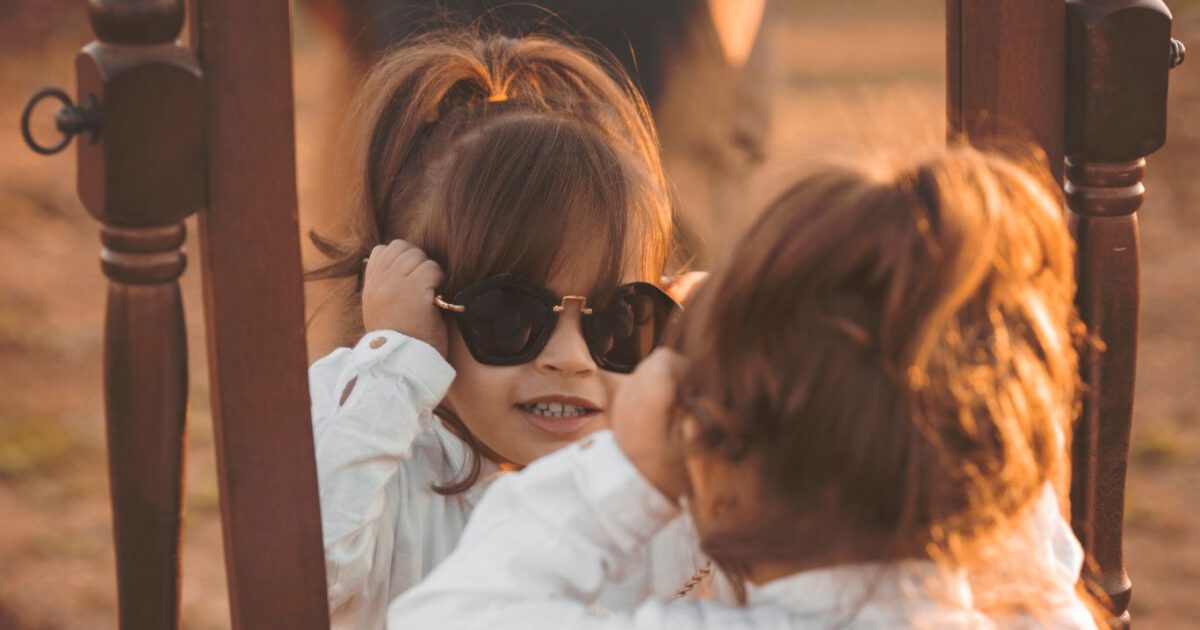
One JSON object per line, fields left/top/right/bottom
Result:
{"left": 392, "top": 146, "right": 1101, "bottom": 628}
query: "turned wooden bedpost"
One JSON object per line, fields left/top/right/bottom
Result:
{"left": 78, "top": 1, "right": 205, "bottom": 627}
{"left": 23, "top": 0, "right": 328, "bottom": 625}
{"left": 1065, "top": 1, "right": 1175, "bottom": 626}
{"left": 949, "top": 3, "right": 1180, "bottom": 624}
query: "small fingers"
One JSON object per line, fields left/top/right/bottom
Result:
{"left": 387, "top": 246, "right": 428, "bottom": 277}
{"left": 412, "top": 259, "right": 446, "bottom": 288}
{"left": 365, "top": 244, "right": 388, "bottom": 278}
{"left": 380, "top": 238, "right": 415, "bottom": 262}
{"left": 366, "top": 240, "right": 427, "bottom": 283}
{"left": 629, "top": 348, "right": 686, "bottom": 409}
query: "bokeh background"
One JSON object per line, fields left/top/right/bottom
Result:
{"left": 1, "top": 1, "right": 1197, "bottom": 628}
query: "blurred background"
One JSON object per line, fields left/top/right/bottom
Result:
{"left": 1, "top": 0, "right": 1197, "bottom": 628}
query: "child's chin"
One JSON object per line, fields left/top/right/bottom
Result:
{"left": 511, "top": 410, "right": 605, "bottom": 458}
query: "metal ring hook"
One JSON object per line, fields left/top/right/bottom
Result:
{"left": 20, "top": 88, "right": 100, "bottom": 156}
{"left": 1170, "top": 38, "right": 1186, "bottom": 69}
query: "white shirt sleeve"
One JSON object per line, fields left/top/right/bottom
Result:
{"left": 309, "top": 330, "right": 456, "bottom": 624}
{"left": 388, "top": 431, "right": 757, "bottom": 630}
{"left": 383, "top": 430, "right": 1096, "bottom": 630}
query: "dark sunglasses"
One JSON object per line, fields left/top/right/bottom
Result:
{"left": 433, "top": 274, "right": 679, "bottom": 373}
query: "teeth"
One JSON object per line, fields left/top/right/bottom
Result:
{"left": 522, "top": 403, "right": 592, "bottom": 418}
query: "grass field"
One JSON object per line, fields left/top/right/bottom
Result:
{"left": 1, "top": 1, "right": 1197, "bottom": 627}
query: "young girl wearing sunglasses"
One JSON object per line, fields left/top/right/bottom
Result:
{"left": 390, "top": 147, "right": 1100, "bottom": 628}
{"left": 306, "top": 30, "right": 725, "bottom": 628}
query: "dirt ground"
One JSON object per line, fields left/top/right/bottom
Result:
{"left": 1, "top": 1, "right": 1197, "bottom": 628}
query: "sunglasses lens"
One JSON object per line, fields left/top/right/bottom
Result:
{"left": 461, "top": 285, "right": 552, "bottom": 361}
{"left": 584, "top": 287, "right": 673, "bottom": 372}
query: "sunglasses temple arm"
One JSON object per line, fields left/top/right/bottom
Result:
{"left": 434, "top": 295, "right": 465, "bottom": 313}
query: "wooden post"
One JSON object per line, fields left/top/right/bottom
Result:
{"left": 75, "top": 1, "right": 206, "bottom": 627}
{"left": 946, "top": 0, "right": 1066, "bottom": 181}
{"left": 1064, "top": 1, "right": 1173, "bottom": 626}
{"left": 190, "top": 0, "right": 331, "bottom": 627}
{"left": 951, "top": 1, "right": 1178, "bottom": 625}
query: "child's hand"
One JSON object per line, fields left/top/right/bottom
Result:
{"left": 611, "top": 348, "right": 689, "bottom": 502}
{"left": 362, "top": 240, "right": 449, "bottom": 358}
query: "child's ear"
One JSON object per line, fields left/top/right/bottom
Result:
{"left": 661, "top": 271, "right": 709, "bottom": 304}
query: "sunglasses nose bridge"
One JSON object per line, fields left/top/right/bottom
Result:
{"left": 552, "top": 295, "right": 594, "bottom": 315}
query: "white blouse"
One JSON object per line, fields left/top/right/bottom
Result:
{"left": 390, "top": 431, "right": 1099, "bottom": 629}
{"left": 310, "top": 330, "right": 727, "bottom": 629}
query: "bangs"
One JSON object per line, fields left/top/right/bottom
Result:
{"left": 425, "top": 113, "right": 663, "bottom": 302}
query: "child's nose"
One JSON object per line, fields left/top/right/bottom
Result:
{"left": 534, "top": 303, "right": 597, "bottom": 377}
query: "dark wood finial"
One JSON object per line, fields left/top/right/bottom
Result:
{"left": 89, "top": 0, "right": 184, "bottom": 45}
{"left": 1065, "top": 0, "right": 1171, "bottom": 162}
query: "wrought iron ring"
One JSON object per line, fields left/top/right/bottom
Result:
{"left": 21, "top": 87, "right": 99, "bottom": 156}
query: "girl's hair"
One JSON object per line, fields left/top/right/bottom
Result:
{"left": 308, "top": 29, "right": 675, "bottom": 493}
{"left": 677, "top": 145, "right": 1090, "bottom": 620}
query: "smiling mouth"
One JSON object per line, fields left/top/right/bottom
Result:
{"left": 516, "top": 402, "right": 599, "bottom": 419}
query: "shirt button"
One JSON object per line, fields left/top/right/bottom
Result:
{"left": 369, "top": 336, "right": 387, "bottom": 349}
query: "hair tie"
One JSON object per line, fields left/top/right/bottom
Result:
{"left": 485, "top": 92, "right": 508, "bottom": 103}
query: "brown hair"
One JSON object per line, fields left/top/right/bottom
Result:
{"left": 677, "top": 145, "right": 1091, "bottom": 620}
{"left": 309, "top": 30, "right": 676, "bottom": 492}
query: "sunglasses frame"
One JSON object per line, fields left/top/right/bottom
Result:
{"left": 434, "top": 274, "right": 679, "bottom": 373}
